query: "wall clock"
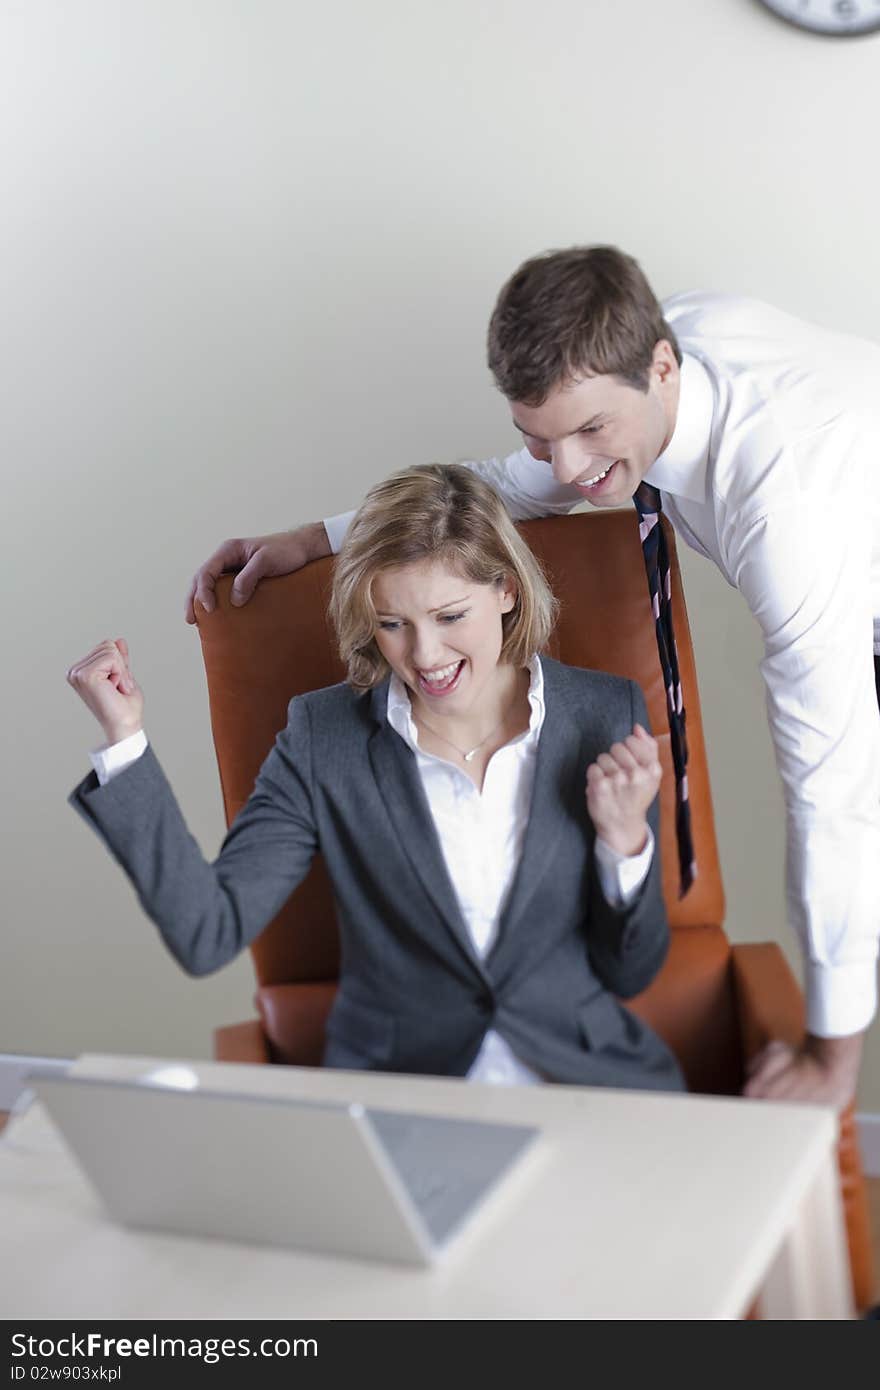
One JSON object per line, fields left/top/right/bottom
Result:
{"left": 757, "top": 0, "right": 880, "bottom": 34}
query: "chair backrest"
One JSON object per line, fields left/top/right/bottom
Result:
{"left": 197, "top": 510, "right": 737, "bottom": 1089}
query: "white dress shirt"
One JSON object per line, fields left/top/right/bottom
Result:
{"left": 324, "top": 293, "right": 880, "bottom": 1038}
{"left": 90, "top": 657, "right": 654, "bottom": 1087}
{"left": 90, "top": 729, "right": 149, "bottom": 784}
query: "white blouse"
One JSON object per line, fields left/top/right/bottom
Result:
{"left": 386, "top": 655, "right": 652, "bottom": 1086}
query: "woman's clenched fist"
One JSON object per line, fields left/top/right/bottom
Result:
{"left": 585, "top": 723, "right": 661, "bottom": 856}
{"left": 66, "top": 638, "right": 144, "bottom": 746}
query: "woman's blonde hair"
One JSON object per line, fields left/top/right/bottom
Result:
{"left": 329, "top": 463, "right": 558, "bottom": 690}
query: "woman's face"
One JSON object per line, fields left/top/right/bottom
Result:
{"left": 371, "top": 558, "right": 517, "bottom": 717}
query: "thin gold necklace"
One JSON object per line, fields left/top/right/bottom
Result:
{"left": 414, "top": 691, "right": 520, "bottom": 763}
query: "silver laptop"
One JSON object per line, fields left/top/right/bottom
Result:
{"left": 30, "top": 1073, "right": 539, "bottom": 1266}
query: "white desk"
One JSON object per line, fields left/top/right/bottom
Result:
{"left": 0, "top": 1053, "right": 853, "bottom": 1320}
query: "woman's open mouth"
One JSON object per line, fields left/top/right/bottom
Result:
{"left": 416, "top": 659, "right": 465, "bottom": 697}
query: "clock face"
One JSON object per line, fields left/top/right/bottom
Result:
{"left": 758, "top": 0, "right": 880, "bottom": 33}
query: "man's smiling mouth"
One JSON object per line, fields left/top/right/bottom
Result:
{"left": 577, "top": 459, "right": 620, "bottom": 490}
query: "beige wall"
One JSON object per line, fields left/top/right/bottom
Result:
{"left": 3, "top": 0, "right": 879, "bottom": 1105}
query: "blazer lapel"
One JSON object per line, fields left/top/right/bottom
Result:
{"left": 488, "top": 663, "right": 585, "bottom": 982}
{"left": 366, "top": 685, "right": 492, "bottom": 985}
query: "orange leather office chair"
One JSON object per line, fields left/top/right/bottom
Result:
{"left": 196, "top": 510, "right": 874, "bottom": 1309}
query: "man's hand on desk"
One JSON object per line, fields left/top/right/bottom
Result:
{"left": 743, "top": 1031, "right": 864, "bottom": 1110}
{"left": 184, "top": 520, "right": 331, "bottom": 623}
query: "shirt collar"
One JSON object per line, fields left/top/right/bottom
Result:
{"left": 642, "top": 352, "right": 714, "bottom": 504}
{"left": 387, "top": 654, "right": 546, "bottom": 757}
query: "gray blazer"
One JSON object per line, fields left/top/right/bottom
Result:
{"left": 70, "top": 657, "right": 683, "bottom": 1093}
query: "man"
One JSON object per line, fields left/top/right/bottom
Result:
{"left": 186, "top": 245, "right": 880, "bottom": 1109}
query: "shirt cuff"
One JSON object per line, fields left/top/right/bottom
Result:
{"left": 322, "top": 511, "right": 355, "bottom": 555}
{"left": 89, "top": 730, "right": 149, "bottom": 787}
{"left": 804, "top": 959, "right": 878, "bottom": 1038}
{"left": 594, "top": 826, "right": 655, "bottom": 908}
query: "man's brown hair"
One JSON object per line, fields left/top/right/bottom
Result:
{"left": 487, "top": 245, "right": 682, "bottom": 405}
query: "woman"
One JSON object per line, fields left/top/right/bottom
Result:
{"left": 68, "top": 464, "right": 683, "bottom": 1092}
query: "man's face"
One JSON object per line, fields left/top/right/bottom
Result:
{"left": 509, "top": 341, "right": 680, "bottom": 507}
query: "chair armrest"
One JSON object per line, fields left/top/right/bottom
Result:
{"left": 730, "top": 941, "right": 876, "bottom": 1310}
{"left": 730, "top": 941, "right": 805, "bottom": 1061}
{"left": 256, "top": 981, "right": 337, "bottom": 1066}
{"left": 213, "top": 1019, "right": 271, "bottom": 1064}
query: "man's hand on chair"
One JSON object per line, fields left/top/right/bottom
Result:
{"left": 184, "top": 521, "right": 332, "bottom": 624}
{"left": 743, "top": 1031, "right": 864, "bottom": 1110}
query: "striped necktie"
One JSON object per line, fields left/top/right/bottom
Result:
{"left": 633, "top": 482, "right": 696, "bottom": 897}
